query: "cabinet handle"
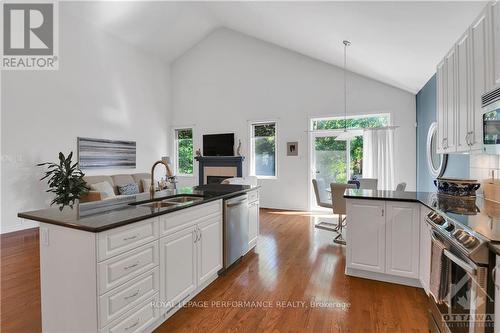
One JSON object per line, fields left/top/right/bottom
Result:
{"left": 381, "top": 208, "right": 384, "bottom": 217}
{"left": 123, "top": 261, "right": 140, "bottom": 270}
{"left": 198, "top": 228, "right": 202, "bottom": 241}
{"left": 124, "top": 318, "right": 140, "bottom": 330}
{"left": 469, "top": 131, "right": 474, "bottom": 146}
{"left": 124, "top": 288, "right": 141, "bottom": 300}
{"left": 123, "top": 234, "right": 138, "bottom": 241}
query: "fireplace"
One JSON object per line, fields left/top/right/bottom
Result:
{"left": 195, "top": 156, "right": 245, "bottom": 185}
{"left": 206, "top": 176, "right": 231, "bottom": 184}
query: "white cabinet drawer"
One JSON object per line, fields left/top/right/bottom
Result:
{"left": 98, "top": 241, "right": 159, "bottom": 294}
{"left": 159, "top": 201, "right": 222, "bottom": 236}
{"left": 248, "top": 190, "right": 259, "bottom": 203}
{"left": 101, "top": 294, "right": 159, "bottom": 333}
{"left": 99, "top": 267, "right": 159, "bottom": 327}
{"left": 98, "top": 218, "right": 159, "bottom": 261}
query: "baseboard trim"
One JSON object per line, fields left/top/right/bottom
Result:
{"left": 346, "top": 268, "right": 423, "bottom": 288}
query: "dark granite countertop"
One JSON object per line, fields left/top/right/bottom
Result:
{"left": 344, "top": 189, "right": 436, "bottom": 206}
{"left": 18, "top": 184, "right": 258, "bottom": 232}
{"left": 345, "top": 189, "right": 500, "bottom": 254}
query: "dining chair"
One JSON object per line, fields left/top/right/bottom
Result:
{"left": 331, "top": 183, "right": 356, "bottom": 245}
{"left": 312, "top": 178, "right": 332, "bottom": 209}
{"left": 312, "top": 179, "right": 339, "bottom": 232}
{"left": 395, "top": 182, "right": 407, "bottom": 191}
{"left": 358, "top": 178, "right": 378, "bottom": 190}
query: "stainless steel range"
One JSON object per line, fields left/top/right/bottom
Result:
{"left": 425, "top": 209, "right": 494, "bottom": 333}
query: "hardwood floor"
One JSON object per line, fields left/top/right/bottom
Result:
{"left": 155, "top": 209, "right": 428, "bottom": 333}
{"left": 1, "top": 228, "right": 41, "bottom": 333}
{"left": 0, "top": 209, "right": 428, "bottom": 333}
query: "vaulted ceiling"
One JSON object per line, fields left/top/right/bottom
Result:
{"left": 66, "top": 1, "right": 487, "bottom": 93}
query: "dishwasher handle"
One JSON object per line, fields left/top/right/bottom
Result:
{"left": 225, "top": 195, "right": 248, "bottom": 207}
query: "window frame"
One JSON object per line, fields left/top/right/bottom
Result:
{"left": 249, "top": 120, "right": 278, "bottom": 180}
{"left": 310, "top": 113, "right": 391, "bottom": 132}
{"left": 173, "top": 127, "right": 194, "bottom": 178}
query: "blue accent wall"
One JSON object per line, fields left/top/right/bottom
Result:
{"left": 416, "top": 74, "right": 470, "bottom": 192}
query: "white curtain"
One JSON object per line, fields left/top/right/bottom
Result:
{"left": 362, "top": 128, "right": 395, "bottom": 190}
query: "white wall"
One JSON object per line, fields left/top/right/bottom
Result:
{"left": 171, "top": 28, "right": 416, "bottom": 210}
{"left": 1, "top": 8, "right": 171, "bottom": 234}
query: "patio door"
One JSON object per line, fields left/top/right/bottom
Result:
{"left": 310, "top": 132, "right": 363, "bottom": 209}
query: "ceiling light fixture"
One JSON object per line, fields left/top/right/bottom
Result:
{"left": 335, "top": 40, "right": 398, "bottom": 141}
{"left": 335, "top": 40, "right": 355, "bottom": 141}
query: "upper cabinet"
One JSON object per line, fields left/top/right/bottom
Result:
{"left": 436, "top": 59, "right": 447, "bottom": 153}
{"left": 445, "top": 47, "right": 457, "bottom": 152}
{"left": 493, "top": 1, "right": 500, "bottom": 87}
{"left": 436, "top": 4, "right": 496, "bottom": 153}
{"left": 455, "top": 30, "right": 471, "bottom": 152}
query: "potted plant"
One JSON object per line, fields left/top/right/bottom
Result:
{"left": 38, "top": 152, "right": 89, "bottom": 210}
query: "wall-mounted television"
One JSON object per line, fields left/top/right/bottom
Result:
{"left": 203, "top": 133, "right": 234, "bottom": 156}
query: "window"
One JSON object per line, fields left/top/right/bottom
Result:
{"left": 174, "top": 128, "right": 193, "bottom": 176}
{"left": 310, "top": 114, "right": 389, "bottom": 184}
{"left": 250, "top": 121, "right": 277, "bottom": 178}
{"left": 311, "top": 114, "right": 389, "bottom": 131}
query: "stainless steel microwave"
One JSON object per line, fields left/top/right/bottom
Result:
{"left": 482, "top": 86, "right": 500, "bottom": 154}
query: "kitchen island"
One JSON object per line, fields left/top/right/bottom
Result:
{"left": 344, "top": 189, "right": 496, "bottom": 290}
{"left": 345, "top": 189, "right": 498, "bottom": 333}
{"left": 344, "top": 189, "right": 429, "bottom": 289}
{"left": 18, "top": 184, "right": 259, "bottom": 333}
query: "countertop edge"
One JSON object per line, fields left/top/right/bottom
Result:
{"left": 344, "top": 195, "right": 420, "bottom": 203}
{"left": 18, "top": 187, "right": 257, "bottom": 233}
{"left": 344, "top": 194, "right": 435, "bottom": 210}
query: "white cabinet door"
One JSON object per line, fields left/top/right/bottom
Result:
{"left": 471, "top": 7, "right": 492, "bottom": 147}
{"left": 159, "top": 226, "right": 197, "bottom": 314}
{"left": 346, "top": 199, "right": 386, "bottom": 273}
{"left": 444, "top": 47, "right": 457, "bottom": 153}
{"left": 197, "top": 216, "right": 222, "bottom": 286}
{"left": 437, "top": 59, "right": 446, "bottom": 154}
{"left": 248, "top": 201, "right": 259, "bottom": 249}
{"left": 493, "top": 2, "right": 500, "bottom": 87}
{"left": 456, "top": 31, "right": 472, "bottom": 152}
{"left": 419, "top": 207, "right": 432, "bottom": 295}
{"left": 385, "top": 201, "right": 420, "bottom": 278}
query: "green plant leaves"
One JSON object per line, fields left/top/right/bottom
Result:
{"left": 38, "top": 151, "right": 89, "bottom": 211}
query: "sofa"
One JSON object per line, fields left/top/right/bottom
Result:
{"left": 81, "top": 173, "right": 151, "bottom": 202}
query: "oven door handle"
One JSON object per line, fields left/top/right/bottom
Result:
{"left": 443, "top": 249, "right": 477, "bottom": 275}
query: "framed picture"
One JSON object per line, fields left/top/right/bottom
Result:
{"left": 78, "top": 137, "right": 136, "bottom": 169}
{"left": 287, "top": 142, "right": 298, "bottom": 156}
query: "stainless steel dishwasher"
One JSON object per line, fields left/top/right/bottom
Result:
{"left": 224, "top": 194, "right": 249, "bottom": 269}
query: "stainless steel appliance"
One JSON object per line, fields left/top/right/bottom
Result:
{"left": 425, "top": 210, "right": 493, "bottom": 333}
{"left": 224, "top": 194, "right": 249, "bottom": 269}
{"left": 482, "top": 86, "right": 500, "bottom": 154}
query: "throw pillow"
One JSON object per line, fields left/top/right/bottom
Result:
{"left": 90, "top": 181, "right": 116, "bottom": 200}
{"left": 118, "top": 183, "right": 140, "bottom": 195}
{"left": 142, "top": 179, "right": 152, "bottom": 192}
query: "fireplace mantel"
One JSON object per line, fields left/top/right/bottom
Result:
{"left": 195, "top": 156, "right": 244, "bottom": 185}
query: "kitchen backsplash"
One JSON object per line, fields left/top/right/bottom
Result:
{"left": 470, "top": 150, "right": 500, "bottom": 200}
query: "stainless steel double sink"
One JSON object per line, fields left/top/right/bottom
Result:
{"left": 137, "top": 195, "right": 204, "bottom": 209}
